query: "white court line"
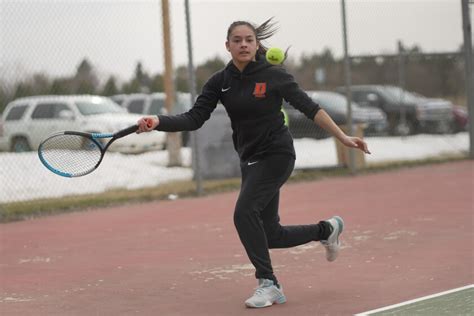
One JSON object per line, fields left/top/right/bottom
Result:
{"left": 354, "top": 284, "right": 474, "bottom": 315}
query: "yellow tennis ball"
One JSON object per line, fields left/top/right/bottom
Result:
{"left": 266, "top": 47, "right": 285, "bottom": 65}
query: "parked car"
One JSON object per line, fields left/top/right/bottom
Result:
{"left": 451, "top": 105, "right": 469, "bottom": 132}
{"left": 0, "top": 121, "right": 8, "bottom": 151}
{"left": 109, "top": 94, "right": 128, "bottom": 106}
{"left": 283, "top": 91, "right": 388, "bottom": 139}
{"left": 120, "top": 93, "right": 168, "bottom": 116}
{"left": 1, "top": 95, "right": 166, "bottom": 153}
{"left": 336, "top": 85, "right": 454, "bottom": 135}
{"left": 121, "top": 92, "right": 192, "bottom": 146}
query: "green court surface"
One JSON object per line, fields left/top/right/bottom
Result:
{"left": 356, "top": 285, "right": 473, "bottom": 316}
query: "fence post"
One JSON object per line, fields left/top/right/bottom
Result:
{"left": 341, "top": 0, "right": 356, "bottom": 174}
{"left": 184, "top": 0, "right": 203, "bottom": 195}
{"left": 461, "top": 0, "right": 474, "bottom": 159}
{"left": 161, "top": 0, "right": 182, "bottom": 166}
{"left": 398, "top": 40, "right": 408, "bottom": 136}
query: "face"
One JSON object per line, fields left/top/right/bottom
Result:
{"left": 226, "top": 25, "right": 259, "bottom": 68}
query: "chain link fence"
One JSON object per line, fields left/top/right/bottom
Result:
{"left": 0, "top": 0, "right": 470, "bottom": 205}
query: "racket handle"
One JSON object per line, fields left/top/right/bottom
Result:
{"left": 114, "top": 125, "right": 139, "bottom": 138}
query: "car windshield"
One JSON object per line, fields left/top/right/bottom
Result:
{"left": 75, "top": 97, "right": 125, "bottom": 115}
{"left": 312, "top": 92, "right": 359, "bottom": 112}
{"left": 149, "top": 98, "right": 165, "bottom": 115}
{"left": 382, "top": 86, "right": 420, "bottom": 103}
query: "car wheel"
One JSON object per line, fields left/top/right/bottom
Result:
{"left": 387, "top": 114, "right": 399, "bottom": 135}
{"left": 393, "top": 118, "right": 417, "bottom": 136}
{"left": 449, "top": 120, "right": 459, "bottom": 134}
{"left": 405, "top": 119, "right": 417, "bottom": 135}
{"left": 11, "top": 137, "right": 32, "bottom": 152}
{"left": 437, "top": 120, "right": 454, "bottom": 134}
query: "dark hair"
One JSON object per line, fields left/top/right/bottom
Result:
{"left": 226, "top": 17, "right": 279, "bottom": 56}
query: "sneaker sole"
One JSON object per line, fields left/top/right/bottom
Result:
{"left": 245, "top": 295, "right": 287, "bottom": 308}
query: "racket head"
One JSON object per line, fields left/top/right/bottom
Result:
{"left": 38, "top": 132, "right": 104, "bottom": 177}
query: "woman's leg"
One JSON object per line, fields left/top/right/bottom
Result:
{"left": 261, "top": 192, "right": 332, "bottom": 249}
{"left": 233, "top": 154, "right": 294, "bottom": 284}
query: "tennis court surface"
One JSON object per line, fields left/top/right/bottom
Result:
{"left": 356, "top": 284, "right": 473, "bottom": 315}
{"left": 1, "top": 161, "right": 473, "bottom": 315}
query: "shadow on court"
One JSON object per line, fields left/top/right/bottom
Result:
{"left": 1, "top": 161, "right": 473, "bottom": 315}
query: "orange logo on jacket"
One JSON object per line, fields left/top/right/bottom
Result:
{"left": 253, "top": 82, "right": 267, "bottom": 98}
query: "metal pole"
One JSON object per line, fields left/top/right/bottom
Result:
{"left": 461, "top": 0, "right": 474, "bottom": 159}
{"left": 184, "top": 0, "right": 203, "bottom": 194}
{"left": 398, "top": 40, "right": 408, "bottom": 136}
{"left": 341, "top": 0, "right": 356, "bottom": 173}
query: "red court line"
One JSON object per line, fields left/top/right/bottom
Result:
{"left": 1, "top": 161, "right": 472, "bottom": 315}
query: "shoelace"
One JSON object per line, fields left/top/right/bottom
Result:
{"left": 321, "top": 240, "right": 338, "bottom": 246}
{"left": 253, "top": 286, "right": 269, "bottom": 296}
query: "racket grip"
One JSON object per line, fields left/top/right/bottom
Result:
{"left": 114, "top": 125, "right": 139, "bottom": 138}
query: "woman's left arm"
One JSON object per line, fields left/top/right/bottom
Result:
{"left": 314, "top": 109, "right": 371, "bottom": 154}
{"left": 275, "top": 67, "right": 369, "bottom": 154}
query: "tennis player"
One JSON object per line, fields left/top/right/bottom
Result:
{"left": 137, "top": 18, "right": 370, "bottom": 308}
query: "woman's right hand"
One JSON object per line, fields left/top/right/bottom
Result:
{"left": 137, "top": 116, "right": 160, "bottom": 133}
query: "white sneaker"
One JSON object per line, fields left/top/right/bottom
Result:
{"left": 321, "top": 216, "right": 344, "bottom": 262}
{"left": 244, "top": 279, "right": 287, "bottom": 308}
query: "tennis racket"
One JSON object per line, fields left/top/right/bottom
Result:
{"left": 38, "top": 123, "right": 147, "bottom": 177}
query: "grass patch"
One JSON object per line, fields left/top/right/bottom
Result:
{"left": 0, "top": 154, "right": 468, "bottom": 223}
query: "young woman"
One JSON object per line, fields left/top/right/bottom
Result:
{"left": 137, "top": 18, "right": 370, "bottom": 308}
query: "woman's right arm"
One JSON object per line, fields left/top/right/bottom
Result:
{"left": 137, "top": 72, "right": 222, "bottom": 133}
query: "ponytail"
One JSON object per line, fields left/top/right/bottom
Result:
{"left": 254, "top": 17, "right": 279, "bottom": 56}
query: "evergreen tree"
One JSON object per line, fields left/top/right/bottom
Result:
{"left": 175, "top": 66, "right": 189, "bottom": 92}
{"left": 102, "top": 76, "right": 119, "bottom": 96}
{"left": 50, "top": 79, "right": 71, "bottom": 95}
{"left": 13, "top": 82, "right": 33, "bottom": 99}
{"left": 195, "top": 56, "right": 225, "bottom": 91}
{"left": 31, "top": 73, "right": 51, "bottom": 95}
{"left": 122, "top": 79, "right": 142, "bottom": 94}
{"left": 149, "top": 74, "right": 164, "bottom": 92}
{"left": 0, "top": 86, "right": 9, "bottom": 113}
{"left": 133, "top": 62, "right": 151, "bottom": 93}
{"left": 74, "top": 58, "right": 98, "bottom": 94}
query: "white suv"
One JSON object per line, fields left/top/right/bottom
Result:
{"left": 1, "top": 95, "right": 166, "bottom": 153}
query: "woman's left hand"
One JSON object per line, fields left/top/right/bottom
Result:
{"left": 341, "top": 136, "right": 371, "bottom": 154}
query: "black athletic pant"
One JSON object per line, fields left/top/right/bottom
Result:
{"left": 233, "top": 154, "right": 332, "bottom": 285}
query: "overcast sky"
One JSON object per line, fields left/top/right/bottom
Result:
{"left": 0, "top": 0, "right": 466, "bottom": 83}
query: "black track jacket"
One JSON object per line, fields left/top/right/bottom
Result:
{"left": 156, "top": 57, "right": 321, "bottom": 162}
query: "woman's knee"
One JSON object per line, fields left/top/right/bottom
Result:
{"left": 234, "top": 206, "right": 249, "bottom": 223}
{"left": 233, "top": 205, "right": 259, "bottom": 229}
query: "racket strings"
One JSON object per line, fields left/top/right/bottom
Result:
{"left": 39, "top": 134, "right": 102, "bottom": 176}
